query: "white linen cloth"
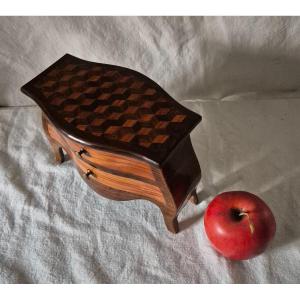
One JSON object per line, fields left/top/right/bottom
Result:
{"left": 0, "top": 16, "right": 300, "bottom": 283}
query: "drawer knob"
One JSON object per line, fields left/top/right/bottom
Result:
{"left": 76, "top": 148, "right": 86, "bottom": 157}
{"left": 84, "top": 169, "right": 94, "bottom": 179}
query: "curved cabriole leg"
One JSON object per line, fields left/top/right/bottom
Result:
{"left": 162, "top": 212, "right": 179, "bottom": 234}
{"left": 49, "top": 139, "right": 65, "bottom": 164}
{"left": 42, "top": 113, "right": 65, "bottom": 164}
{"left": 190, "top": 190, "right": 200, "bottom": 205}
{"left": 160, "top": 136, "right": 201, "bottom": 232}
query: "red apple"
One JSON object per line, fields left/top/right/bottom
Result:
{"left": 204, "top": 191, "right": 276, "bottom": 260}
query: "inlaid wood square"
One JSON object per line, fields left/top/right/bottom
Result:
{"left": 21, "top": 54, "right": 201, "bottom": 164}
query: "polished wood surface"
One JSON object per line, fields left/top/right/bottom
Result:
{"left": 65, "top": 135, "right": 155, "bottom": 181}
{"left": 21, "top": 54, "right": 201, "bottom": 165}
{"left": 44, "top": 114, "right": 200, "bottom": 233}
{"left": 21, "top": 54, "right": 202, "bottom": 233}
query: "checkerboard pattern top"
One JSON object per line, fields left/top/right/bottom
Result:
{"left": 21, "top": 54, "right": 201, "bottom": 164}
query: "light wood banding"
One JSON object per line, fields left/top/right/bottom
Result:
{"left": 74, "top": 155, "right": 165, "bottom": 205}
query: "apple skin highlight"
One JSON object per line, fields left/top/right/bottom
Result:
{"left": 204, "top": 191, "right": 276, "bottom": 260}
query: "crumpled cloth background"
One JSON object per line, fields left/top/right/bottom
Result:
{"left": 0, "top": 16, "right": 300, "bottom": 283}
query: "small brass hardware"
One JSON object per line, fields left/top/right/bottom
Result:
{"left": 76, "top": 148, "right": 86, "bottom": 157}
{"left": 84, "top": 169, "right": 94, "bottom": 179}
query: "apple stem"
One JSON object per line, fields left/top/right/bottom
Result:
{"left": 239, "top": 212, "right": 255, "bottom": 234}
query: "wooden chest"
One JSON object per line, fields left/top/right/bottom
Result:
{"left": 21, "top": 54, "right": 202, "bottom": 233}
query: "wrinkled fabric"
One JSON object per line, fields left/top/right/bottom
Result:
{"left": 0, "top": 17, "right": 300, "bottom": 283}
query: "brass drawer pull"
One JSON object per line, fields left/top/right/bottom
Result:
{"left": 75, "top": 148, "right": 87, "bottom": 157}
{"left": 84, "top": 169, "right": 94, "bottom": 179}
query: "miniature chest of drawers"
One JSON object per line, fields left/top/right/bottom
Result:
{"left": 21, "top": 54, "right": 202, "bottom": 233}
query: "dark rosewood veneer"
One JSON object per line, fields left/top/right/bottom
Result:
{"left": 21, "top": 54, "right": 202, "bottom": 233}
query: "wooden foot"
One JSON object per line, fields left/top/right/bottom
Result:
{"left": 42, "top": 114, "right": 65, "bottom": 164}
{"left": 163, "top": 214, "right": 179, "bottom": 234}
{"left": 49, "top": 139, "right": 65, "bottom": 164}
{"left": 190, "top": 190, "right": 200, "bottom": 205}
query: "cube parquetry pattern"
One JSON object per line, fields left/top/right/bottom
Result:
{"left": 22, "top": 55, "right": 200, "bottom": 163}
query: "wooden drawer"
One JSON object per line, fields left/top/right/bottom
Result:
{"left": 65, "top": 137, "right": 156, "bottom": 182}
{"left": 73, "top": 155, "right": 165, "bottom": 205}
{"left": 47, "top": 122, "right": 155, "bottom": 182}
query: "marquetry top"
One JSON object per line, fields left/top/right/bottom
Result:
{"left": 21, "top": 54, "right": 201, "bottom": 164}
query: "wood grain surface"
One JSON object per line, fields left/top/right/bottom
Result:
{"left": 43, "top": 113, "right": 201, "bottom": 233}
{"left": 21, "top": 54, "right": 201, "bottom": 165}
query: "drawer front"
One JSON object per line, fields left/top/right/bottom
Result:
{"left": 45, "top": 118, "right": 166, "bottom": 205}
{"left": 46, "top": 119, "right": 155, "bottom": 182}
{"left": 74, "top": 156, "right": 165, "bottom": 205}
{"left": 65, "top": 138, "right": 155, "bottom": 182}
